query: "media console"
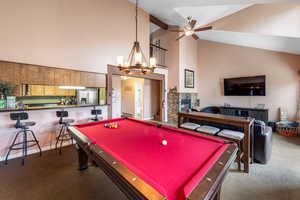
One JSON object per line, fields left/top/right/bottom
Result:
{"left": 220, "top": 106, "right": 268, "bottom": 123}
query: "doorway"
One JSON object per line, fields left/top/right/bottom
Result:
{"left": 121, "top": 76, "right": 143, "bottom": 119}
{"left": 120, "top": 76, "right": 161, "bottom": 120}
{"left": 107, "top": 65, "right": 165, "bottom": 122}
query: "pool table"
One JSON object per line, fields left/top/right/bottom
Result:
{"left": 68, "top": 118, "right": 237, "bottom": 200}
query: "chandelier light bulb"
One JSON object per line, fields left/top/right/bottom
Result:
{"left": 134, "top": 52, "right": 142, "bottom": 65}
{"left": 150, "top": 57, "right": 156, "bottom": 67}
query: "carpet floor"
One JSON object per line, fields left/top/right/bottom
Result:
{"left": 223, "top": 134, "right": 300, "bottom": 200}
{"left": 0, "top": 134, "right": 299, "bottom": 200}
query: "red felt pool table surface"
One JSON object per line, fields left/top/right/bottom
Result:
{"left": 75, "top": 118, "right": 230, "bottom": 200}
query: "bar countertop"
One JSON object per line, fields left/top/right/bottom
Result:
{"left": 0, "top": 104, "right": 109, "bottom": 113}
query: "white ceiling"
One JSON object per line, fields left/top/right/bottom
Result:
{"left": 136, "top": 0, "right": 300, "bottom": 54}
{"left": 198, "top": 30, "right": 300, "bottom": 54}
{"left": 174, "top": 5, "right": 252, "bottom": 27}
{"left": 135, "top": 0, "right": 300, "bottom": 25}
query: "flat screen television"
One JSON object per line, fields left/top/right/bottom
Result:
{"left": 224, "top": 75, "right": 266, "bottom": 96}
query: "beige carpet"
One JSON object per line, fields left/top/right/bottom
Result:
{"left": 0, "top": 133, "right": 299, "bottom": 200}
{"left": 223, "top": 134, "right": 300, "bottom": 200}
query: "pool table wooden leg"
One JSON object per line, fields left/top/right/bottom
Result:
{"left": 76, "top": 144, "right": 89, "bottom": 171}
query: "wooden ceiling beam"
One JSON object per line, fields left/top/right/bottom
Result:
{"left": 150, "top": 15, "right": 168, "bottom": 30}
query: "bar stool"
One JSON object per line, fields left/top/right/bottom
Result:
{"left": 5, "top": 112, "right": 42, "bottom": 165}
{"left": 90, "top": 107, "right": 102, "bottom": 122}
{"left": 55, "top": 110, "right": 74, "bottom": 155}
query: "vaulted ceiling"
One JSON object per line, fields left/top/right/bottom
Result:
{"left": 133, "top": 0, "right": 300, "bottom": 55}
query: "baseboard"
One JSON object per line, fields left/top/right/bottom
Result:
{"left": 0, "top": 143, "right": 73, "bottom": 162}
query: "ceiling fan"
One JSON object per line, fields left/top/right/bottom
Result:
{"left": 169, "top": 17, "right": 213, "bottom": 41}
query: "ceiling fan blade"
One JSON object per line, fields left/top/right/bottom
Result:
{"left": 190, "top": 20, "right": 197, "bottom": 29}
{"left": 192, "top": 34, "right": 199, "bottom": 40}
{"left": 176, "top": 34, "right": 186, "bottom": 41}
{"left": 168, "top": 29, "right": 184, "bottom": 32}
{"left": 194, "top": 26, "right": 213, "bottom": 32}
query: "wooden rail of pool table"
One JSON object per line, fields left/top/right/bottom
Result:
{"left": 68, "top": 126, "right": 166, "bottom": 200}
{"left": 68, "top": 121, "right": 238, "bottom": 200}
{"left": 188, "top": 144, "right": 237, "bottom": 200}
{"left": 178, "top": 112, "right": 255, "bottom": 173}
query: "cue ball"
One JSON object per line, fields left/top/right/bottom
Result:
{"left": 162, "top": 140, "right": 168, "bottom": 146}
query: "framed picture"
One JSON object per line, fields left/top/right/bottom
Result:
{"left": 184, "top": 69, "right": 194, "bottom": 88}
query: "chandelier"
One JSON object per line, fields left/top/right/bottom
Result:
{"left": 116, "top": 0, "right": 156, "bottom": 75}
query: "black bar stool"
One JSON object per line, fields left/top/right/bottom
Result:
{"left": 90, "top": 107, "right": 102, "bottom": 122}
{"left": 5, "top": 112, "right": 42, "bottom": 165}
{"left": 55, "top": 110, "right": 74, "bottom": 154}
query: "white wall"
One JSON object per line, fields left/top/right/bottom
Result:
{"left": 0, "top": 0, "right": 150, "bottom": 74}
{"left": 211, "top": 2, "right": 300, "bottom": 38}
{"left": 179, "top": 36, "right": 199, "bottom": 93}
{"left": 197, "top": 40, "right": 300, "bottom": 121}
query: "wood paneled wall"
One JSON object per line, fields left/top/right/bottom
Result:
{"left": 0, "top": 60, "right": 106, "bottom": 88}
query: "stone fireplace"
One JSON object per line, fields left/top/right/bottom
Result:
{"left": 167, "top": 87, "right": 199, "bottom": 123}
{"left": 167, "top": 88, "right": 179, "bottom": 124}
{"left": 179, "top": 93, "right": 199, "bottom": 112}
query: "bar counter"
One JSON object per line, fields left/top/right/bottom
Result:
{"left": 0, "top": 104, "right": 108, "bottom": 161}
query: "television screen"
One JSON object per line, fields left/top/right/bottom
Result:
{"left": 224, "top": 75, "right": 266, "bottom": 96}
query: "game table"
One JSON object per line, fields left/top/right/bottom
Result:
{"left": 68, "top": 118, "right": 237, "bottom": 200}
